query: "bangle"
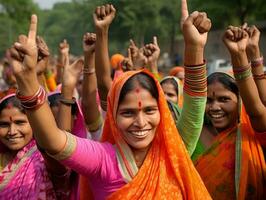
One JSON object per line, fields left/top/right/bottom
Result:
{"left": 253, "top": 74, "right": 265, "bottom": 80}
{"left": 59, "top": 96, "right": 76, "bottom": 106}
{"left": 16, "top": 86, "right": 47, "bottom": 110}
{"left": 87, "top": 114, "right": 103, "bottom": 132}
{"left": 251, "top": 56, "right": 264, "bottom": 68}
{"left": 233, "top": 64, "right": 252, "bottom": 81}
{"left": 83, "top": 68, "right": 95, "bottom": 75}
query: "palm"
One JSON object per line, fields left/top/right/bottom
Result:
{"left": 62, "top": 59, "right": 83, "bottom": 88}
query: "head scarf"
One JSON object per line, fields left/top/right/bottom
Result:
{"left": 160, "top": 76, "right": 183, "bottom": 107}
{"left": 110, "top": 54, "right": 124, "bottom": 70}
{"left": 101, "top": 69, "right": 211, "bottom": 199}
{"left": 169, "top": 66, "right": 184, "bottom": 77}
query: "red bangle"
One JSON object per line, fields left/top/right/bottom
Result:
{"left": 251, "top": 56, "right": 264, "bottom": 68}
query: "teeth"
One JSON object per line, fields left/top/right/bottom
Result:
{"left": 210, "top": 114, "right": 224, "bottom": 119}
{"left": 130, "top": 130, "right": 149, "bottom": 136}
{"left": 7, "top": 137, "right": 23, "bottom": 142}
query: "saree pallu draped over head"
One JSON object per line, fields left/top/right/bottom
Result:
{"left": 0, "top": 93, "right": 56, "bottom": 199}
{"left": 195, "top": 98, "right": 266, "bottom": 199}
{"left": 101, "top": 70, "right": 211, "bottom": 199}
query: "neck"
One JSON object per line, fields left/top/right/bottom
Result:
{"left": 131, "top": 146, "right": 150, "bottom": 168}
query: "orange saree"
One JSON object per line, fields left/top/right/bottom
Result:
{"left": 100, "top": 70, "right": 211, "bottom": 199}
{"left": 195, "top": 107, "right": 266, "bottom": 199}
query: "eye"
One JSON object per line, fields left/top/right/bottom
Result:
{"left": 219, "top": 97, "right": 230, "bottom": 102}
{"left": 0, "top": 122, "right": 9, "bottom": 128}
{"left": 120, "top": 110, "right": 135, "bottom": 117}
{"left": 14, "top": 120, "right": 27, "bottom": 125}
{"left": 144, "top": 107, "right": 158, "bottom": 114}
{"left": 207, "top": 97, "right": 213, "bottom": 104}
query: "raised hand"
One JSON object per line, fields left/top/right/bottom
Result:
{"left": 58, "top": 39, "right": 70, "bottom": 67}
{"left": 9, "top": 15, "right": 38, "bottom": 76}
{"left": 181, "top": 0, "right": 211, "bottom": 49}
{"left": 36, "top": 36, "right": 49, "bottom": 75}
{"left": 129, "top": 39, "right": 147, "bottom": 69}
{"left": 121, "top": 48, "right": 134, "bottom": 71}
{"left": 243, "top": 24, "right": 261, "bottom": 60}
{"left": 93, "top": 4, "right": 116, "bottom": 31}
{"left": 143, "top": 36, "right": 160, "bottom": 71}
{"left": 223, "top": 26, "right": 249, "bottom": 55}
{"left": 83, "top": 32, "right": 96, "bottom": 54}
{"left": 62, "top": 58, "right": 84, "bottom": 91}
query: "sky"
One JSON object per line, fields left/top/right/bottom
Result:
{"left": 33, "top": 0, "right": 71, "bottom": 9}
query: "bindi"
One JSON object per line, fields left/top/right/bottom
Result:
{"left": 135, "top": 88, "right": 142, "bottom": 111}
{"left": 6, "top": 103, "right": 13, "bottom": 109}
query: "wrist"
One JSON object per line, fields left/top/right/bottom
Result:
{"left": 184, "top": 46, "right": 204, "bottom": 66}
{"left": 231, "top": 52, "right": 249, "bottom": 68}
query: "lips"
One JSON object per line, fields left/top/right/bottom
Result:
{"left": 128, "top": 129, "right": 151, "bottom": 139}
{"left": 6, "top": 136, "right": 23, "bottom": 143}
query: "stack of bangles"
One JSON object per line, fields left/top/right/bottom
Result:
{"left": 233, "top": 63, "right": 252, "bottom": 81}
{"left": 251, "top": 56, "right": 265, "bottom": 80}
{"left": 184, "top": 62, "right": 207, "bottom": 97}
{"left": 83, "top": 68, "right": 95, "bottom": 75}
{"left": 16, "top": 86, "right": 47, "bottom": 110}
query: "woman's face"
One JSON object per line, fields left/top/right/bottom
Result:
{"left": 161, "top": 82, "right": 178, "bottom": 104}
{"left": 0, "top": 107, "right": 33, "bottom": 151}
{"left": 206, "top": 81, "right": 238, "bottom": 132}
{"left": 116, "top": 87, "right": 160, "bottom": 151}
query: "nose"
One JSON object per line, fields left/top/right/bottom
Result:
{"left": 8, "top": 124, "right": 17, "bottom": 136}
{"left": 134, "top": 112, "right": 146, "bottom": 128}
{"left": 209, "top": 100, "right": 221, "bottom": 111}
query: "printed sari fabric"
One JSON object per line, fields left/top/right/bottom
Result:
{"left": 194, "top": 108, "right": 266, "bottom": 200}
{"left": 101, "top": 70, "right": 211, "bottom": 199}
{"left": 0, "top": 140, "right": 56, "bottom": 199}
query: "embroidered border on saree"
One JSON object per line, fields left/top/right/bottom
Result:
{"left": 0, "top": 145, "right": 37, "bottom": 190}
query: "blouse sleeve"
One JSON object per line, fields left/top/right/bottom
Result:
{"left": 48, "top": 132, "right": 117, "bottom": 178}
{"left": 177, "top": 92, "right": 206, "bottom": 156}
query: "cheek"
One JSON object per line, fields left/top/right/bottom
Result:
{"left": 0, "top": 128, "right": 8, "bottom": 137}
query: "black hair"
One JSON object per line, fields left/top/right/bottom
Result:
{"left": 0, "top": 96, "right": 25, "bottom": 114}
{"left": 160, "top": 78, "right": 179, "bottom": 97}
{"left": 207, "top": 72, "right": 239, "bottom": 98}
{"left": 48, "top": 93, "right": 77, "bottom": 116}
{"left": 119, "top": 72, "right": 159, "bottom": 104}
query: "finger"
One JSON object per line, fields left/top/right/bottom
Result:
{"left": 14, "top": 42, "right": 30, "bottom": 55}
{"left": 194, "top": 12, "right": 206, "bottom": 28}
{"left": 130, "top": 39, "right": 137, "bottom": 47}
{"left": 110, "top": 4, "right": 116, "bottom": 14}
{"left": 28, "top": 14, "right": 37, "bottom": 40}
{"left": 105, "top": 4, "right": 111, "bottom": 15}
{"left": 9, "top": 47, "right": 23, "bottom": 61}
{"left": 185, "top": 11, "right": 199, "bottom": 27}
{"left": 95, "top": 6, "right": 101, "bottom": 18}
{"left": 153, "top": 36, "right": 158, "bottom": 46}
{"left": 100, "top": 5, "right": 106, "bottom": 19}
{"left": 71, "top": 58, "right": 84, "bottom": 71}
{"left": 224, "top": 29, "right": 234, "bottom": 41}
{"left": 127, "top": 48, "right": 132, "bottom": 59}
{"left": 198, "top": 18, "right": 212, "bottom": 33}
{"left": 241, "top": 22, "right": 248, "bottom": 30}
{"left": 181, "top": 0, "right": 189, "bottom": 27}
{"left": 18, "top": 35, "right": 28, "bottom": 45}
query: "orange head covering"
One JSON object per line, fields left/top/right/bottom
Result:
{"left": 101, "top": 69, "right": 211, "bottom": 199}
{"left": 169, "top": 66, "right": 184, "bottom": 76}
{"left": 110, "top": 54, "right": 124, "bottom": 70}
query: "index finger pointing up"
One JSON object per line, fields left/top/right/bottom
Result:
{"left": 153, "top": 36, "right": 158, "bottom": 46}
{"left": 181, "top": 0, "right": 189, "bottom": 28}
{"left": 28, "top": 14, "right": 37, "bottom": 40}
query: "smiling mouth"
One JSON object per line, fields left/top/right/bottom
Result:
{"left": 129, "top": 129, "right": 151, "bottom": 139}
{"left": 209, "top": 113, "right": 225, "bottom": 120}
{"left": 6, "top": 136, "right": 23, "bottom": 142}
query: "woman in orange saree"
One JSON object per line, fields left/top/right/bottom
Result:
{"left": 193, "top": 25, "right": 266, "bottom": 200}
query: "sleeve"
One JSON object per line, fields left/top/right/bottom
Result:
{"left": 48, "top": 131, "right": 116, "bottom": 178}
{"left": 177, "top": 92, "right": 206, "bottom": 156}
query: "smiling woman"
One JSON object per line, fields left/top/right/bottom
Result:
{"left": 0, "top": 94, "right": 71, "bottom": 199}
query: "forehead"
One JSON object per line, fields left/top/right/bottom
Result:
{"left": 161, "top": 82, "right": 176, "bottom": 92}
{"left": 207, "top": 81, "right": 236, "bottom": 97}
{"left": 118, "top": 88, "right": 157, "bottom": 108}
{"left": 0, "top": 107, "right": 26, "bottom": 119}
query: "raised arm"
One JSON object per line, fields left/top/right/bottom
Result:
{"left": 245, "top": 25, "right": 266, "bottom": 106}
{"left": 93, "top": 4, "right": 115, "bottom": 111}
{"left": 8, "top": 15, "right": 66, "bottom": 154}
{"left": 177, "top": 0, "right": 211, "bottom": 155}
{"left": 82, "top": 32, "right": 103, "bottom": 133}
{"left": 223, "top": 26, "right": 266, "bottom": 132}
{"left": 56, "top": 39, "right": 69, "bottom": 84}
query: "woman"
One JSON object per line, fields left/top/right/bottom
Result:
{"left": 0, "top": 94, "right": 70, "bottom": 199}
{"left": 193, "top": 72, "right": 265, "bottom": 199}
{"left": 160, "top": 76, "right": 183, "bottom": 107}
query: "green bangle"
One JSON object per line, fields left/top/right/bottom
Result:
{"left": 234, "top": 67, "right": 252, "bottom": 81}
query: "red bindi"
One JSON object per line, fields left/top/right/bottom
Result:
{"left": 135, "top": 88, "right": 142, "bottom": 111}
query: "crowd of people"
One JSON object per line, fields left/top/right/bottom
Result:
{"left": 0, "top": 0, "right": 265, "bottom": 199}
